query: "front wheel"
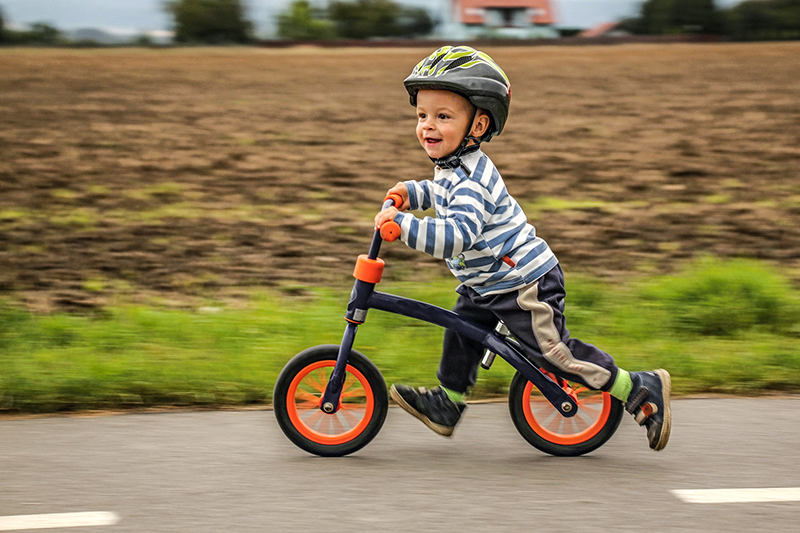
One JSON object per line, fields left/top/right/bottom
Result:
{"left": 508, "top": 370, "right": 623, "bottom": 456}
{"left": 273, "top": 345, "right": 388, "bottom": 457}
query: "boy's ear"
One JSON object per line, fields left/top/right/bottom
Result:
{"left": 470, "top": 110, "right": 491, "bottom": 138}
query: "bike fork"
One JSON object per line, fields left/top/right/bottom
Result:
{"left": 319, "top": 196, "right": 396, "bottom": 415}
{"left": 320, "top": 321, "right": 358, "bottom": 413}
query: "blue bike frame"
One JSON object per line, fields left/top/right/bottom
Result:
{"left": 320, "top": 202, "right": 578, "bottom": 418}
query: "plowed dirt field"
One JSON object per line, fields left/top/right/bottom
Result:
{"left": 1, "top": 43, "right": 799, "bottom": 310}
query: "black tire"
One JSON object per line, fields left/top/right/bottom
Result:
{"left": 274, "top": 345, "right": 388, "bottom": 457}
{"left": 508, "top": 370, "right": 623, "bottom": 457}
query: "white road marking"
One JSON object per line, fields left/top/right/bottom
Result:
{"left": 0, "top": 512, "right": 119, "bottom": 531}
{"left": 672, "top": 488, "right": 800, "bottom": 504}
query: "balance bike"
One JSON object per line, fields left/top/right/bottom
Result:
{"left": 274, "top": 195, "right": 623, "bottom": 457}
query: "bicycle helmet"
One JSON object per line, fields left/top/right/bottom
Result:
{"left": 404, "top": 45, "right": 511, "bottom": 143}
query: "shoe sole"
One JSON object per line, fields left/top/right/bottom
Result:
{"left": 390, "top": 385, "right": 457, "bottom": 437}
{"left": 652, "top": 369, "right": 672, "bottom": 451}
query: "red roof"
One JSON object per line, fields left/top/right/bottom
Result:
{"left": 455, "top": 0, "right": 556, "bottom": 25}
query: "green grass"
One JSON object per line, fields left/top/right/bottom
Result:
{"left": 2, "top": 257, "right": 800, "bottom": 414}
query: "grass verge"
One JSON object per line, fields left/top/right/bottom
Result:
{"left": 2, "top": 257, "right": 800, "bottom": 414}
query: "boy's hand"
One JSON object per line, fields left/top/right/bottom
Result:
{"left": 375, "top": 207, "right": 399, "bottom": 231}
{"left": 386, "top": 182, "right": 410, "bottom": 211}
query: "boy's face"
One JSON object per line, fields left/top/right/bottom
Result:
{"left": 415, "top": 89, "right": 476, "bottom": 160}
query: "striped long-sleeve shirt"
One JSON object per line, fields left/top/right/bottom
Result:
{"left": 393, "top": 149, "right": 558, "bottom": 296}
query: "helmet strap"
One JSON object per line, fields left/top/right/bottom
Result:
{"left": 429, "top": 107, "right": 483, "bottom": 174}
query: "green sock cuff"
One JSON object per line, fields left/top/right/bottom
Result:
{"left": 441, "top": 387, "right": 466, "bottom": 404}
{"left": 609, "top": 369, "right": 632, "bottom": 402}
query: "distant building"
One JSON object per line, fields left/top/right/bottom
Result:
{"left": 439, "top": 0, "right": 559, "bottom": 39}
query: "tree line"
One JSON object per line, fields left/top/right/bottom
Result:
{"left": 277, "top": 0, "right": 433, "bottom": 40}
{"left": 0, "top": 16, "right": 63, "bottom": 45}
{"left": 279, "top": 0, "right": 800, "bottom": 41}
{"left": 620, "top": 0, "right": 800, "bottom": 40}
{"left": 1, "top": 0, "right": 798, "bottom": 45}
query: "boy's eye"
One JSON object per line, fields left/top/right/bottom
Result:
{"left": 439, "top": 114, "right": 449, "bottom": 120}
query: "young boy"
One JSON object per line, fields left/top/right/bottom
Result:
{"left": 374, "top": 46, "right": 672, "bottom": 451}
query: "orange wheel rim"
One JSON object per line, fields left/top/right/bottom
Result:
{"left": 286, "top": 360, "right": 375, "bottom": 445}
{"left": 522, "top": 377, "right": 612, "bottom": 446}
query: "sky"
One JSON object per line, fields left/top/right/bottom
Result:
{"left": 0, "top": 0, "right": 744, "bottom": 36}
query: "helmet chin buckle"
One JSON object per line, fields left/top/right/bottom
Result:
{"left": 430, "top": 139, "right": 481, "bottom": 173}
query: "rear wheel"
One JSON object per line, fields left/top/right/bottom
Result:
{"left": 508, "top": 370, "right": 623, "bottom": 456}
{"left": 274, "top": 345, "right": 388, "bottom": 457}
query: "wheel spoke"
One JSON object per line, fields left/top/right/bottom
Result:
{"left": 546, "top": 415, "right": 564, "bottom": 434}
{"left": 340, "top": 404, "right": 365, "bottom": 416}
{"left": 530, "top": 409, "right": 556, "bottom": 425}
{"left": 310, "top": 370, "right": 333, "bottom": 393}
{"left": 575, "top": 408, "right": 594, "bottom": 425}
{"left": 577, "top": 401, "right": 601, "bottom": 417}
{"left": 338, "top": 406, "right": 363, "bottom": 427}
{"left": 295, "top": 401, "right": 319, "bottom": 412}
{"left": 295, "top": 389, "right": 320, "bottom": 404}
{"left": 531, "top": 402, "right": 558, "bottom": 424}
{"left": 574, "top": 415, "right": 589, "bottom": 432}
{"left": 340, "top": 388, "right": 366, "bottom": 400}
{"left": 342, "top": 374, "right": 356, "bottom": 392}
{"left": 328, "top": 414, "right": 346, "bottom": 434}
{"left": 580, "top": 394, "right": 603, "bottom": 404}
{"left": 319, "top": 413, "right": 335, "bottom": 435}
{"left": 302, "top": 409, "right": 324, "bottom": 429}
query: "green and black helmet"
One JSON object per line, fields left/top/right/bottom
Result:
{"left": 404, "top": 45, "right": 511, "bottom": 142}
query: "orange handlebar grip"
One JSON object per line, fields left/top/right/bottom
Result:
{"left": 385, "top": 193, "right": 404, "bottom": 208}
{"left": 380, "top": 221, "right": 401, "bottom": 242}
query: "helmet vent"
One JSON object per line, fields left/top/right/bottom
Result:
{"left": 446, "top": 55, "right": 475, "bottom": 71}
{"left": 428, "top": 53, "right": 445, "bottom": 70}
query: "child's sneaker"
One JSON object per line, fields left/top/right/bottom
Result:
{"left": 626, "top": 369, "right": 672, "bottom": 451}
{"left": 390, "top": 384, "right": 467, "bottom": 437}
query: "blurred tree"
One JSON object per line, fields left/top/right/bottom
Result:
{"left": 671, "top": 0, "right": 723, "bottom": 33}
{"left": 328, "top": 0, "right": 433, "bottom": 39}
{"left": 630, "top": 0, "right": 723, "bottom": 34}
{"left": 165, "top": 0, "right": 254, "bottom": 43}
{"left": 0, "top": 6, "right": 6, "bottom": 43}
{"left": 29, "top": 23, "right": 61, "bottom": 44}
{"left": 616, "top": 16, "right": 645, "bottom": 34}
{"left": 277, "top": 0, "right": 335, "bottom": 40}
{"left": 395, "top": 6, "right": 435, "bottom": 37}
{"left": 725, "top": 0, "right": 800, "bottom": 40}
{"left": 135, "top": 33, "right": 156, "bottom": 47}
{"left": 557, "top": 27, "right": 585, "bottom": 37}
{"left": 728, "top": 1, "right": 777, "bottom": 38}
{"left": 0, "top": 20, "right": 62, "bottom": 45}
{"left": 639, "top": 0, "right": 672, "bottom": 33}
{"left": 329, "top": 0, "right": 399, "bottom": 38}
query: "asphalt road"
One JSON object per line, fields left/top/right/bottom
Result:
{"left": 2, "top": 398, "right": 800, "bottom": 532}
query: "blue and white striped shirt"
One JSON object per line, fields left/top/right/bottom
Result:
{"left": 394, "top": 150, "right": 559, "bottom": 295}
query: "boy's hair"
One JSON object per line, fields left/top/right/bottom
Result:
{"left": 404, "top": 45, "right": 511, "bottom": 142}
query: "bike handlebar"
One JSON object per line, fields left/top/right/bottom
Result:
{"left": 379, "top": 194, "right": 402, "bottom": 242}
